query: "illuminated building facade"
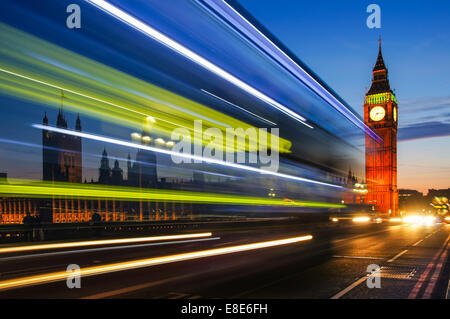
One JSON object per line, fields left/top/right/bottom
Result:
{"left": 364, "top": 40, "right": 399, "bottom": 215}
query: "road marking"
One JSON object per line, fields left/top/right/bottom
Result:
{"left": 446, "top": 279, "right": 450, "bottom": 299}
{"left": 333, "top": 255, "right": 384, "bottom": 260}
{"left": 0, "top": 237, "right": 221, "bottom": 262}
{"left": 330, "top": 276, "right": 367, "bottom": 299}
{"left": 387, "top": 249, "right": 408, "bottom": 263}
{"left": 408, "top": 234, "right": 450, "bottom": 299}
{"left": 412, "top": 239, "right": 423, "bottom": 246}
{"left": 422, "top": 238, "right": 450, "bottom": 298}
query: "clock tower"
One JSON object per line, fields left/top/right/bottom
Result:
{"left": 364, "top": 39, "right": 398, "bottom": 216}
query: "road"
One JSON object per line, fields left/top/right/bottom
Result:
{"left": 0, "top": 220, "right": 449, "bottom": 299}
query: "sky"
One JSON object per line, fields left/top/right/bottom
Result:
{"left": 237, "top": 0, "right": 450, "bottom": 193}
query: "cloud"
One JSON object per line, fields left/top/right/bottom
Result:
{"left": 398, "top": 121, "right": 450, "bottom": 141}
{"left": 396, "top": 95, "right": 450, "bottom": 141}
{"left": 398, "top": 96, "right": 450, "bottom": 125}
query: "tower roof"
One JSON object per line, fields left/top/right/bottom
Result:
{"left": 373, "top": 37, "right": 386, "bottom": 71}
{"left": 367, "top": 38, "right": 392, "bottom": 95}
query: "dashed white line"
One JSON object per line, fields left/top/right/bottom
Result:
{"left": 387, "top": 249, "right": 408, "bottom": 263}
{"left": 412, "top": 239, "right": 424, "bottom": 247}
{"left": 330, "top": 276, "right": 367, "bottom": 299}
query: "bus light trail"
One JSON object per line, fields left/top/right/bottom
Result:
{"left": 0, "top": 235, "right": 312, "bottom": 291}
{"left": 85, "top": 0, "right": 312, "bottom": 128}
{"left": 0, "top": 233, "right": 213, "bottom": 254}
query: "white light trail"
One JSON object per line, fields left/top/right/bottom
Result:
{"left": 33, "top": 124, "right": 342, "bottom": 189}
{"left": 85, "top": 0, "right": 312, "bottom": 128}
{"left": 201, "top": 89, "right": 277, "bottom": 126}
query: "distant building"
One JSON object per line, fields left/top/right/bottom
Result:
{"left": 111, "top": 159, "right": 124, "bottom": 186}
{"left": 42, "top": 108, "right": 82, "bottom": 183}
{"left": 98, "top": 148, "right": 111, "bottom": 185}
{"left": 427, "top": 188, "right": 450, "bottom": 199}
{"left": 399, "top": 189, "right": 425, "bottom": 213}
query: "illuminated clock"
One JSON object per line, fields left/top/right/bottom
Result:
{"left": 393, "top": 107, "right": 397, "bottom": 122}
{"left": 370, "top": 106, "right": 386, "bottom": 121}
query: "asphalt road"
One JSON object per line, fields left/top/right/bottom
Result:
{"left": 0, "top": 220, "right": 449, "bottom": 299}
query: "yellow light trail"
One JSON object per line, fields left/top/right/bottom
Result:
{"left": 0, "top": 23, "right": 292, "bottom": 153}
{"left": 0, "top": 235, "right": 312, "bottom": 291}
{"left": 0, "top": 178, "right": 346, "bottom": 208}
{"left": 0, "top": 233, "right": 212, "bottom": 254}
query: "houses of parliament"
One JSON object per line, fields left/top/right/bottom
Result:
{"left": 0, "top": 107, "right": 188, "bottom": 224}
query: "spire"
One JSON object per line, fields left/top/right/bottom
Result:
{"left": 43, "top": 112, "right": 48, "bottom": 125}
{"left": 56, "top": 91, "right": 68, "bottom": 128}
{"left": 75, "top": 113, "right": 81, "bottom": 131}
{"left": 373, "top": 36, "right": 386, "bottom": 71}
{"left": 102, "top": 147, "right": 108, "bottom": 157}
{"left": 367, "top": 38, "right": 392, "bottom": 95}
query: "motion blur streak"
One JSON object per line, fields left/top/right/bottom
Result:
{"left": 0, "top": 24, "right": 290, "bottom": 152}
{"left": 32, "top": 124, "right": 343, "bottom": 189}
{"left": 0, "top": 178, "right": 345, "bottom": 208}
{"left": 0, "top": 235, "right": 313, "bottom": 291}
{"left": 85, "top": 0, "right": 312, "bottom": 127}
{"left": 198, "top": 0, "right": 381, "bottom": 142}
{"left": 200, "top": 89, "right": 277, "bottom": 126}
{"left": 0, "top": 233, "right": 212, "bottom": 254}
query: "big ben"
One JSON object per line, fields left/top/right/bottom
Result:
{"left": 364, "top": 39, "right": 399, "bottom": 216}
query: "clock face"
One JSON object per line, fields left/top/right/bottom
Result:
{"left": 370, "top": 106, "right": 386, "bottom": 121}
{"left": 393, "top": 107, "right": 397, "bottom": 122}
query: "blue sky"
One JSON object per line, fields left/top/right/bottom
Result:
{"left": 238, "top": 0, "right": 450, "bottom": 192}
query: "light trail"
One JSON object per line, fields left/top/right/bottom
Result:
{"left": 0, "top": 237, "right": 221, "bottom": 262}
{"left": 0, "top": 23, "right": 292, "bottom": 154}
{"left": 199, "top": 0, "right": 381, "bottom": 142}
{"left": 0, "top": 67, "right": 147, "bottom": 118}
{"left": 85, "top": 0, "right": 312, "bottom": 128}
{"left": 0, "top": 235, "right": 312, "bottom": 291}
{"left": 0, "top": 66, "right": 291, "bottom": 153}
{"left": 0, "top": 178, "right": 345, "bottom": 208}
{"left": 0, "top": 233, "right": 212, "bottom": 254}
{"left": 33, "top": 124, "right": 342, "bottom": 189}
{"left": 0, "top": 67, "right": 215, "bottom": 136}
{"left": 201, "top": 89, "right": 277, "bottom": 126}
